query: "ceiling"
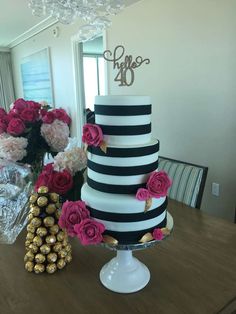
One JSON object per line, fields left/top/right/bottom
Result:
{"left": 0, "top": 0, "right": 140, "bottom": 48}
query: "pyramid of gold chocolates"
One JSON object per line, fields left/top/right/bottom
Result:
{"left": 24, "top": 186, "right": 72, "bottom": 274}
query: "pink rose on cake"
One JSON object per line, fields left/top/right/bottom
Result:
{"left": 82, "top": 123, "right": 103, "bottom": 147}
{"left": 136, "top": 188, "right": 150, "bottom": 201}
{"left": 152, "top": 228, "right": 164, "bottom": 241}
{"left": 58, "top": 200, "right": 90, "bottom": 237}
{"left": 146, "top": 170, "right": 172, "bottom": 198}
{"left": 74, "top": 218, "right": 105, "bottom": 245}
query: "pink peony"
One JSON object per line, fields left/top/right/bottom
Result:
{"left": 82, "top": 123, "right": 103, "bottom": 147}
{"left": 152, "top": 228, "right": 164, "bottom": 241}
{"left": 53, "top": 109, "right": 71, "bottom": 125}
{"left": 146, "top": 171, "right": 172, "bottom": 198}
{"left": 20, "top": 108, "right": 38, "bottom": 122}
{"left": 7, "top": 118, "right": 25, "bottom": 136}
{"left": 74, "top": 218, "right": 105, "bottom": 245}
{"left": 0, "top": 133, "right": 28, "bottom": 162}
{"left": 136, "top": 188, "right": 150, "bottom": 201}
{"left": 41, "top": 119, "right": 69, "bottom": 152}
{"left": 58, "top": 200, "right": 90, "bottom": 237}
{"left": 13, "top": 98, "right": 27, "bottom": 113}
{"left": 42, "top": 111, "right": 55, "bottom": 124}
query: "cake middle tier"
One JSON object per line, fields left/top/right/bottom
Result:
{"left": 87, "top": 139, "right": 159, "bottom": 194}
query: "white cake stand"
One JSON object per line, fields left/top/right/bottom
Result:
{"left": 99, "top": 212, "right": 174, "bottom": 293}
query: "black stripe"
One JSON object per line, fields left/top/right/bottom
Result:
{"left": 88, "top": 141, "right": 159, "bottom": 157}
{"left": 89, "top": 198, "right": 167, "bottom": 222}
{"left": 95, "top": 104, "right": 151, "bottom": 116}
{"left": 99, "top": 124, "right": 151, "bottom": 136}
{"left": 88, "top": 159, "right": 158, "bottom": 176}
{"left": 103, "top": 215, "right": 167, "bottom": 244}
{"left": 87, "top": 177, "right": 145, "bottom": 194}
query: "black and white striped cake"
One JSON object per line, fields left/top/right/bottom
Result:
{"left": 81, "top": 95, "right": 167, "bottom": 244}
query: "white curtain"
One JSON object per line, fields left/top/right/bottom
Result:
{"left": 0, "top": 52, "right": 15, "bottom": 111}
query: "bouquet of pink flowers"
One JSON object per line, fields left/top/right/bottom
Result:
{"left": 0, "top": 98, "right": 71, "bottom": 178}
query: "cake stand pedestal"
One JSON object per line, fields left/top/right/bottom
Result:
{"left": 99, "top": 212, "right": 173, "bottom": 294}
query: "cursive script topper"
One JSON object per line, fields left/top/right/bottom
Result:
{"left": 103, "top": 45, "right": 150, "bottom": 87}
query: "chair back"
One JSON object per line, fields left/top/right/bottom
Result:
{"left": 158, "top": 156, "right": 208, "bottom": 209}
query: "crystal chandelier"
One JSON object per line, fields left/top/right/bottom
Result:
{"left": 28, "top": 0, "right": 125, "bottom": 41}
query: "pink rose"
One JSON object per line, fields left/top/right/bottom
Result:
{"left": 82, "top": 123, "right": 103, "bottom": 147}
{"left": 7, "top": 111, "right": 20, "bottom": 120}
{"left": 146, "top": 171, "right": 172, "bottom": 198}
{"left": 59, "top": 200, "right": 90, "bottom": 237}
{"left": 40, "top": 109, "right": 47, "bottom": 118}
{"left": 0, "top": 118, "right": 7, "bottom": 134}
{"left": 7, "top": 118, "right": 25, "bottom": 136}
{"left": 42, "top": 111, "right": 55, "bottom": 124}
{"left": 74, "top": 218, "right": 105, "bottom": 245}
{"left": 26, "top": 100, "right": 41, "bottom": 110}
{"left": 0, "top": 108, "right": 7, "bottom": 117}
{"left": 53, "top": 109, "right": 71, "bottom": 125}
{"left": 20, "top": 108, "right": 38, "bottom": 122}
{"left": 49, "top": 169, "right": 73, "bottom": 195}
{"left": 152, "top": 228, "right": 164, "bottom": 241}
{"left": 34, "top": 171, "right": 52, "bottom": 192}
{"left": 136, "top": 188, "right": 150, "bottom": 201}
{"left": 13, "top": 98, "right": 27, "bottom": 113}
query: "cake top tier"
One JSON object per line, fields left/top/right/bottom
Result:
{"left": 94, "top": 95, "right": 152, "bottom": 146}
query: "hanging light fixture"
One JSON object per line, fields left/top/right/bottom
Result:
{"left": 28, "top": 0, "right": 125, "bottom": 41}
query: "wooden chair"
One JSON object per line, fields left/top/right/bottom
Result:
{"left": 158, "top": 156, "right": 208, "bottom": 209}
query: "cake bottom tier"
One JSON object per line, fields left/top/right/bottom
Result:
{"left": 81, "top": 183, "right": 168, "bottom": 244}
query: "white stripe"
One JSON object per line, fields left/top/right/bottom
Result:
{"left": 95, "top": 114, "right": 151, "bottom": 126}
{"left": 95, "top": 95, "right": 151, "bottom": 105}
{"left": 88, "top": 151, "right": 158, "bottom": 167}
{"left": 104, "top": 134, "right": 151, "bottom": 146}
{"left": 81, "top": 184, "right": 166, "bottom": 213}
{"left": 88, "top": 169, "right": 150, "bottom": 185}
{"left": 94, "top": 210, "right": 166, "bottom": 232}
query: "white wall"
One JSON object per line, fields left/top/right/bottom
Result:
{"left": 106, "top": 0, "right": 236, "bottom": 221}
{"left": 11, "top": 0, "right": 236, "bottom": 221}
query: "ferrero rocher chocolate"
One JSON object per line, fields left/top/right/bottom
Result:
{"left": 45, "top": 235, "right": 56, "bottom": 245}
{"left": 24, "top": 251, "right": 35, "bottom": 262}
{"left": 35, "top": 253, "right": 46, "bottom": 264}
{"left": 30, "top": 206, "right": 41, "bottom": 217}
{"left": 53, "top": 242, "right": 62, "bottom": 253}
{"left": 25, "top": 240, "right": 31, "bottom": 248}
{"left": 36, "top": 227, "right": 48, "bottom": 237}
{"left": 34, "top": 263, "right": 45, "bottom": 274}
{"left": 26, "top": 232, "right": 34, "bottom": 241}
{"left": 49, "top": 192, "right": 59, "bottom": 203}
{"left": 33, "top": 235, "right": 43, "bottom": 247}
{"left": 46, "top": 263, "right": 57, "bottom": 274}
{"left": 65, "top": 244, "right": 72, "bottom": 253}
{"left": 54, "top": 210, "right": 61, "bottom": 219}
{"left": 40, "top": 244, "right": 51, "bottom": 255}
{"left": 37, "top": 186, "right": 49, "bottom": 194}
{"left": 27, "top": 224, "right": 36, "bottom": 233}
{"left": 65, "top": 254, "right": 72, "bottom": 263}
{"left": 47, "top": 252, "right": 57, "bottom": 263}
{"left": 37, "top": 196, "right": 48, "bottom": 207}
{"left": 57, "top": 258, "right": 66, "bottom": 269}
{"left": 43, "top": 216, "right": 55, "bottom": 227}
{"left": 58, "top": 249, "right": 67, "bottom": 259}
{"left": 25, "top": 261, "right": 34, "bottom": 272}
{"left": 29, "top": 194, "right": 38, "bottom": 204}
{"left": 49, "top": 224, "right": 59, "bottom": 235}
{"left": 46, "top": 204, "right": 56, "bottom": 214}
{"left": 27, "top": 213, "right": 34, "bottom": 221}
{"left": 31, "top": 217, "right": 42, "bottom": 228}
{"left": 57, "top": 231, "right": 66, "bottom": 242}
{"left": 29, "top": 243, "right": 38, "bottom": 254}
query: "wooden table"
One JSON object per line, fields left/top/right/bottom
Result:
{"left": 0, "top": 200, "right": 235, "bottom": 314}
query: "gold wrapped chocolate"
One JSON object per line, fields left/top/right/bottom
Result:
{"left": 45, "top": 203, "right": 56, "bottom": 214}
{"left": 30, "top": 206, "right": 41, "bottom": 217}
{"left": 33, "top": 235, "right": 43, "bottom": 247}
{"left": 57, "top": 231, "right": 66, "bottom": 242}
{"left": 35, "top": 253, "right": 46, "bottom": 264}
{"left": 29, "top": 193, "right": 38, "bottom": 204}
{"left": 34, "top": 263, "right": 45, "bottom": 274}
{"left": 58, "top": 249, "right": 67, "bottom": 259}
{"left": 46, "top": 263, "right": 57, "bottom": 274}
{"left": 139, "top": 232, "right": 154, "bottom": 243}
{"left": 65, "top": 254, "right": 72, "bottom": 263}
{"left": 36, "top": 227, "right": 48, "bottom": 237}
{"left": 49, "top": 192, "right": 59, "bottom": 203}
{"left": 24, "top": 251, "right": 35, "bottom": 262}
{"left": 65, "top": 244, "right": 72, "bottom": 253}
{"left": 26, "top": 232, "right": 34, "bottom": 241}
{"left": 54, "top": 209, "right": 61, "bottom": 219}
{"left": 57, "top": 258, "right": 66, "bottom": 269}
{"left": 31, "top": 217, "right": 42, "bottom": 228}
{"left": 55, "top": 202, "right": 61, "bottom": 209}
{"left": 29, "top": 243, "right": 38, "bottom": 254}
{"left": 27, "top": 224, "right": 36, "bottom": 233}
{"left": 47, "top": 252, "right": 58, "bottom": 263}
{"left": 53, "top": 242, "right": 62, "bottom": 253}
{"left": 49, "top": 224, "right": 59, "bottom": 235}
{"left": 37, "top": 186, "right": 49, "bottom": 194}
{"left": 43, "top": 216, "right": 55, "bottom": 227}
{"left": 25, "top": 240, "right": 31, "bottom": 248}
{"left": 40, "top": 244, "right": 51, "bottom": 255}
{"left": 25, "top": 261, "right": 34, "bottom": 272}
{"left": 45, "top": 235, "right": 56, "bottom": 245}
{"left": 37, "top": 196, "right": 48, "bottom": 207}
{"left": 27, "top": 213, "right": 34, "bottom": 221}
